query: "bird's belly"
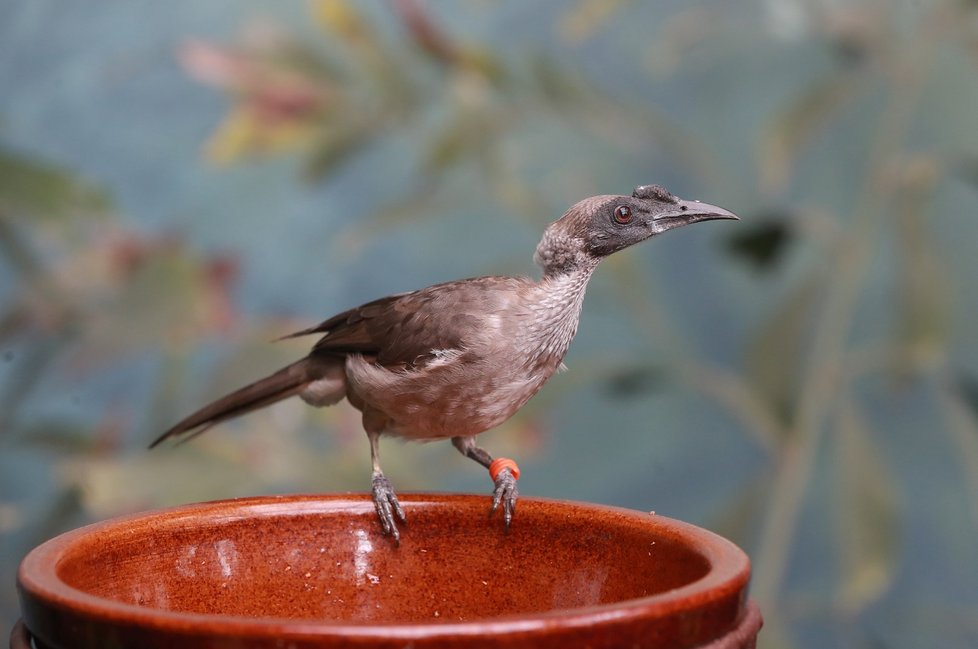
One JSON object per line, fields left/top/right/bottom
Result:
{"left": 388, "top": 382, "right": 541, "bottom": 439}
{"left": 348, "top": 358, "right": 552, "bottom": 440}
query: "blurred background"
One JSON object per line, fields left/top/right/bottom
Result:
{"left": 2, "top": 1, "right": 978, "bottom": 647}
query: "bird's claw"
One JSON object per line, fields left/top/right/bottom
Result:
{"left": 371, "top": 473, "right": 406, "bottom": 542}
{"left": 489, "top": 467, "right": 519, "bottom": 529}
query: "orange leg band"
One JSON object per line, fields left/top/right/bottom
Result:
{"left": 489, "top": 457, "right": 520, "bottom": 482}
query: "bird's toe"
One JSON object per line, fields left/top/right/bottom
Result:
{"left": 371, "top": 473, "right": 405, "bottom": 541}
{"left": 490, "top": 467, "right": 519, "bottom": 529}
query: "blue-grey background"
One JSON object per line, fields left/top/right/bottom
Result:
{"left": 2, "top": 2, "right": 978, "bottom": 647}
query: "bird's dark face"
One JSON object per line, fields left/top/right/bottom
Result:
{"left": 584, "top": 184, "right": 739, "bottom": 258}
{"left": 534, "top": 184, "right": 738, "bottom": 276}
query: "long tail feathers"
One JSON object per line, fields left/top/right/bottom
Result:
{"left": 149, "top": 358, "right": 312, "bottom": 448}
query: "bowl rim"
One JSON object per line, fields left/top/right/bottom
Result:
{"left": 18, "top": 493, "right": 751, "bottom": 641}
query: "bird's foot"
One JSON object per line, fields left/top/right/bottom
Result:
{"left": 488, "top": 458, "right": 520, "bottom": 529}
{"left": 371, "top": 472, "right": 406, "bottom": 542}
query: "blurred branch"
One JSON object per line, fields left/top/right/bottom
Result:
{"left": 832, "top": 399, "right": 899, "bottom": 613}
{"left": 892, "top": 155, "right": 949, "bottom": 364}
{"left": 745, "top": 271, "right": 826, "bottom": 425}
{"left": 759, "top": 67, "right": 871, "bottom": 197}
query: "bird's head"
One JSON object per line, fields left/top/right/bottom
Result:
{"left": 534, "top": 184, "right": 738, "bottom": 276}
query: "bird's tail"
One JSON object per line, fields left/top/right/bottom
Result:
{"left": 149, "top": 358, "right": 313, "bottom": 448}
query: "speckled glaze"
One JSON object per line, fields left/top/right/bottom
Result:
{"left": 15, "top": 494, "right": 761, "bottom": 648}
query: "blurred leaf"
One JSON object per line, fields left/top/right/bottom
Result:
{"left": 940, "top": 377, "right": 978, "bottom": 535}
{"left": 759, "top": 70, "right": 868, "bottom": 195}
{"left": 386, "top": 0, "right": 502, "bottom": 81}
{"left": 708, "top": 472, "right": 771, "bottom": 548}
{"left": 0, "top": 339, "right": 69, "bottom": 436}
{"left": 0, "top": 502, "right": 24, "bottom": 535}
{"left": 0, "top": 148, "right": 110, "bottom": 220}
{"left": 724, "top": 213, "right": 795, "bottom": 272}
{"left": 756, "top": 616, "right": 797, "bottom": 649}
{"left": 302, "top": 124, "right": 372, "bottom": 181}
{"left": 205, "top": 106, "right": 318, "bottom": 164}
{"left": 527, "top": 56, "right": 729, "bottom": 187}
{"left": 527, "top": 55, "right": 588, "bottom": 107}
{"left": 642, "top": 7, "right": 725, "bottom": 79}
{"left": 11, "top": 419, "right": 93, "bottom": 452}
{"left": 893, "top": 158, "right": 949, "bottom": 365}
{"left": 59, "top": 453, "right": 261, "bottom": 518}
{"left": 330, "top": 181, "right": 449, "bottom": 259}
{"left": 208, "top": 333, "right": 310, "bottom": 401}
{"left": 0, "top": 210, "right": 44, "bottom": 279}
{"left": 824, "top": 8, "right": 881, "bottom": 66}
{"left": 77, "top": 239, "right": 236, "bottom": 360}
{"left": 746, "top": 274, "right": 824, "bottom": 425}
{"left": 178, "top": 39, "right": 251, "bottom": 91}
{"left": 676, "top": 362, "right": 782, "bottom": 454}
{"left": 205, "top": 107, "right": 265, "bottom": 164}
{"left": 557, "top": 0, "right": 629, "bottom": 44}
{"left": 31, "top": 485, "right": 86, "bottom": 545}
{"left": 952, "top": 154, "right": 978, "bottom": 191}
{"left": 602, "top": 365, "right": 666, "bottom": 399}
{"left": 833, "top": 401, "right": 899, "bottom": 612}
{"left": 311, "top": 0, "right": 404, "bottom": 87}
{"left": 423, "top": 108, "right": 497, "bottom": 173}
{"left": 953, "top": 372, "right": 978, "bottom": 423}
{"left": 310, "top": 0, "right": 372, "bottom": 46}
{"left": 391, "top": 0, "right": 459, "bottom": 64}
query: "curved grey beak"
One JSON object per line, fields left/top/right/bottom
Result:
{"left": 650, "top": 198, "right": 739, "bottom": 233}
{"left": 666, "top": 199, "right": 739, "bottom": 222}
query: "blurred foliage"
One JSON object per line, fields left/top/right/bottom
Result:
{"left": 4, "top": 1, "right": 978, "bottom": 648}
{"left": 724, "top": 216, "right": 795, "bottom": 273}
{"left": 0, "top": 150, "right": 109, "bottom": 221}
{"left": 179, "top": 0, "right": 725, "bottom": 242}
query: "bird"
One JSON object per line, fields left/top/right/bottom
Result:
{"left": 151, "top": 184, "right": 738, "bottom": 541}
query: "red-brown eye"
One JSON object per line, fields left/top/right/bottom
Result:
{"left": 613, "top": 205, "right": 632, "bottom": 224}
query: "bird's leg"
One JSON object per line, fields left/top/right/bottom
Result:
{"left": 451, "top": 435, "right": 493, "bottom": 468}
{"left": 452, "top": 436, "right": 520, "bottom": 529}
{"left": 368, "top": 429, "right": 406, "bottom": 541}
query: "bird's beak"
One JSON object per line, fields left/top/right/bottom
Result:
{"left": 652, "top": 199, "right": 739, "bottom": 232}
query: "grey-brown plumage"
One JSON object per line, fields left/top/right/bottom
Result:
{"left": 151, "top": 184, "right": 738, "bottom": 540}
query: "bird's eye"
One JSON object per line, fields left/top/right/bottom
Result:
{"left": 613, "top": 205, "right": 633, "bottom": 224}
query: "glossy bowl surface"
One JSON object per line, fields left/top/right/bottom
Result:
{"left": 17, "top": 494, "right": 760, "bottom": 648}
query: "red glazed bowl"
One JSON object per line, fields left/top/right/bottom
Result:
{"left": 14, "top": 494, "right": 761, "bottom": 648}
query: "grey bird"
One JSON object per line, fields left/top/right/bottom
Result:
{"left": 151, "top": 184, "right": 738, "bottom": 540}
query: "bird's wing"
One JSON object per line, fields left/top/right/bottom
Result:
{"left": 282, "top": 277, "right": 526, "bottom": 370}
{"left": 278, "top": 292, "right": 410, "bottom": 351}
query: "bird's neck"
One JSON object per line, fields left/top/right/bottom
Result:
{"left": 533, "top": 223, "right": 600, "bottom": 279}
{"left": 516, "top": 263, "right": 598, "bottom": 366}
{"left": 533, "top": 264, "right": 597, "bottom": 311}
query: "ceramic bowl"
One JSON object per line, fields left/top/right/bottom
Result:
{"left": 14, "top": 494, "right": 761, "bottom": 648}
